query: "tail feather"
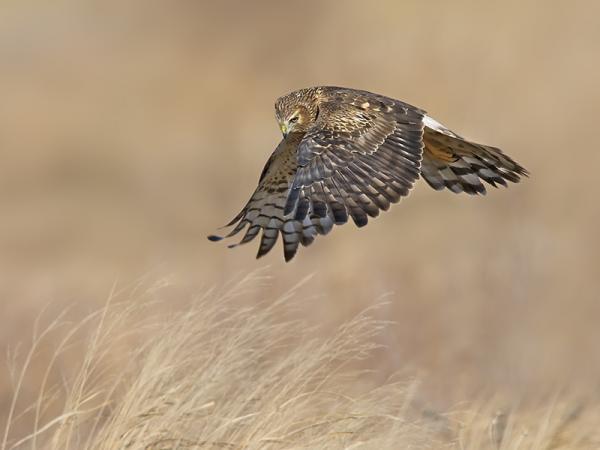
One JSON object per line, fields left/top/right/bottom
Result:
{"left": 421, "top": 116, "right": 528, "bottom": 195}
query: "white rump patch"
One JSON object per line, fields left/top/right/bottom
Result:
{"left": 423, "top": 115, "right": 459, "bottom": 138}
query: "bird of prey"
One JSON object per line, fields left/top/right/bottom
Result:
{"left": 208, "top": 86, "right": 528, "bottom": 261}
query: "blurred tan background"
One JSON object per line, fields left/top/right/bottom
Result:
{"left": 1, "top": 0, "right": 599, "bottom": 426}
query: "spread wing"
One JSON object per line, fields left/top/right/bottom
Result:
{"left": 209, "top": 89, "right": 425, "bottom": 262}
{"left": 421, "top": 116, "right": 528, "bottom": 194}
{"left": 283, "top": 90, "right": 424, "bottom": 240}
{"left": 207, "top": 136, "right": 307, "bottom": 260}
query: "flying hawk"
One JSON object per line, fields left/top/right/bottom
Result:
{"left": 208, "top": 86, "right": 528, "bottom": 261}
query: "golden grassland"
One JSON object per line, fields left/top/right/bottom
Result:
{"left": 1, "top": 0, "right": 600, "bottom": 448}
{"left": 4, "top": 274, "right": 600, "bottom": 449}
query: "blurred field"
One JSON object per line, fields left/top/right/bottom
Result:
{"left": 1, "top": 0, "right": 600, "bottom": 447}
{"left": 5, "top": 276, "right": 600, "bottom": 449}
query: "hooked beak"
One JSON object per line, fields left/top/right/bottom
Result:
{"left": 280, "top": 122, "right": 288, "bottom": 137}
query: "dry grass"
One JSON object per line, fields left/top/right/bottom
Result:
{"left": 2, "top": 274, "right": 432, "bottom": 449}
{"left": 1, "top": 0, "right": 600, "bottom": 448}
{"left": 2, "top": 273, "right": 599, "bottom": 449}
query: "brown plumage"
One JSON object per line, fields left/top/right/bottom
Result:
{"left": 208, "top": 86, "right": 528, "bottom": 261}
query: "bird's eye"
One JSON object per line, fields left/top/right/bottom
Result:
{"left": 289, "top": 116, "right": 299, "bottom": 124}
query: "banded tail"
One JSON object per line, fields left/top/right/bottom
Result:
{"left": 421, "top": 116, "right": 528, "bottom": 195}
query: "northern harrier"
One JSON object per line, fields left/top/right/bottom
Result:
{"left": 208, "top": 86, "right": 528, "bottom": 261}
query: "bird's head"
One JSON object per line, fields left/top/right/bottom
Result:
{"left": 275, "top": 90, "right": 319, "bottom": 137}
